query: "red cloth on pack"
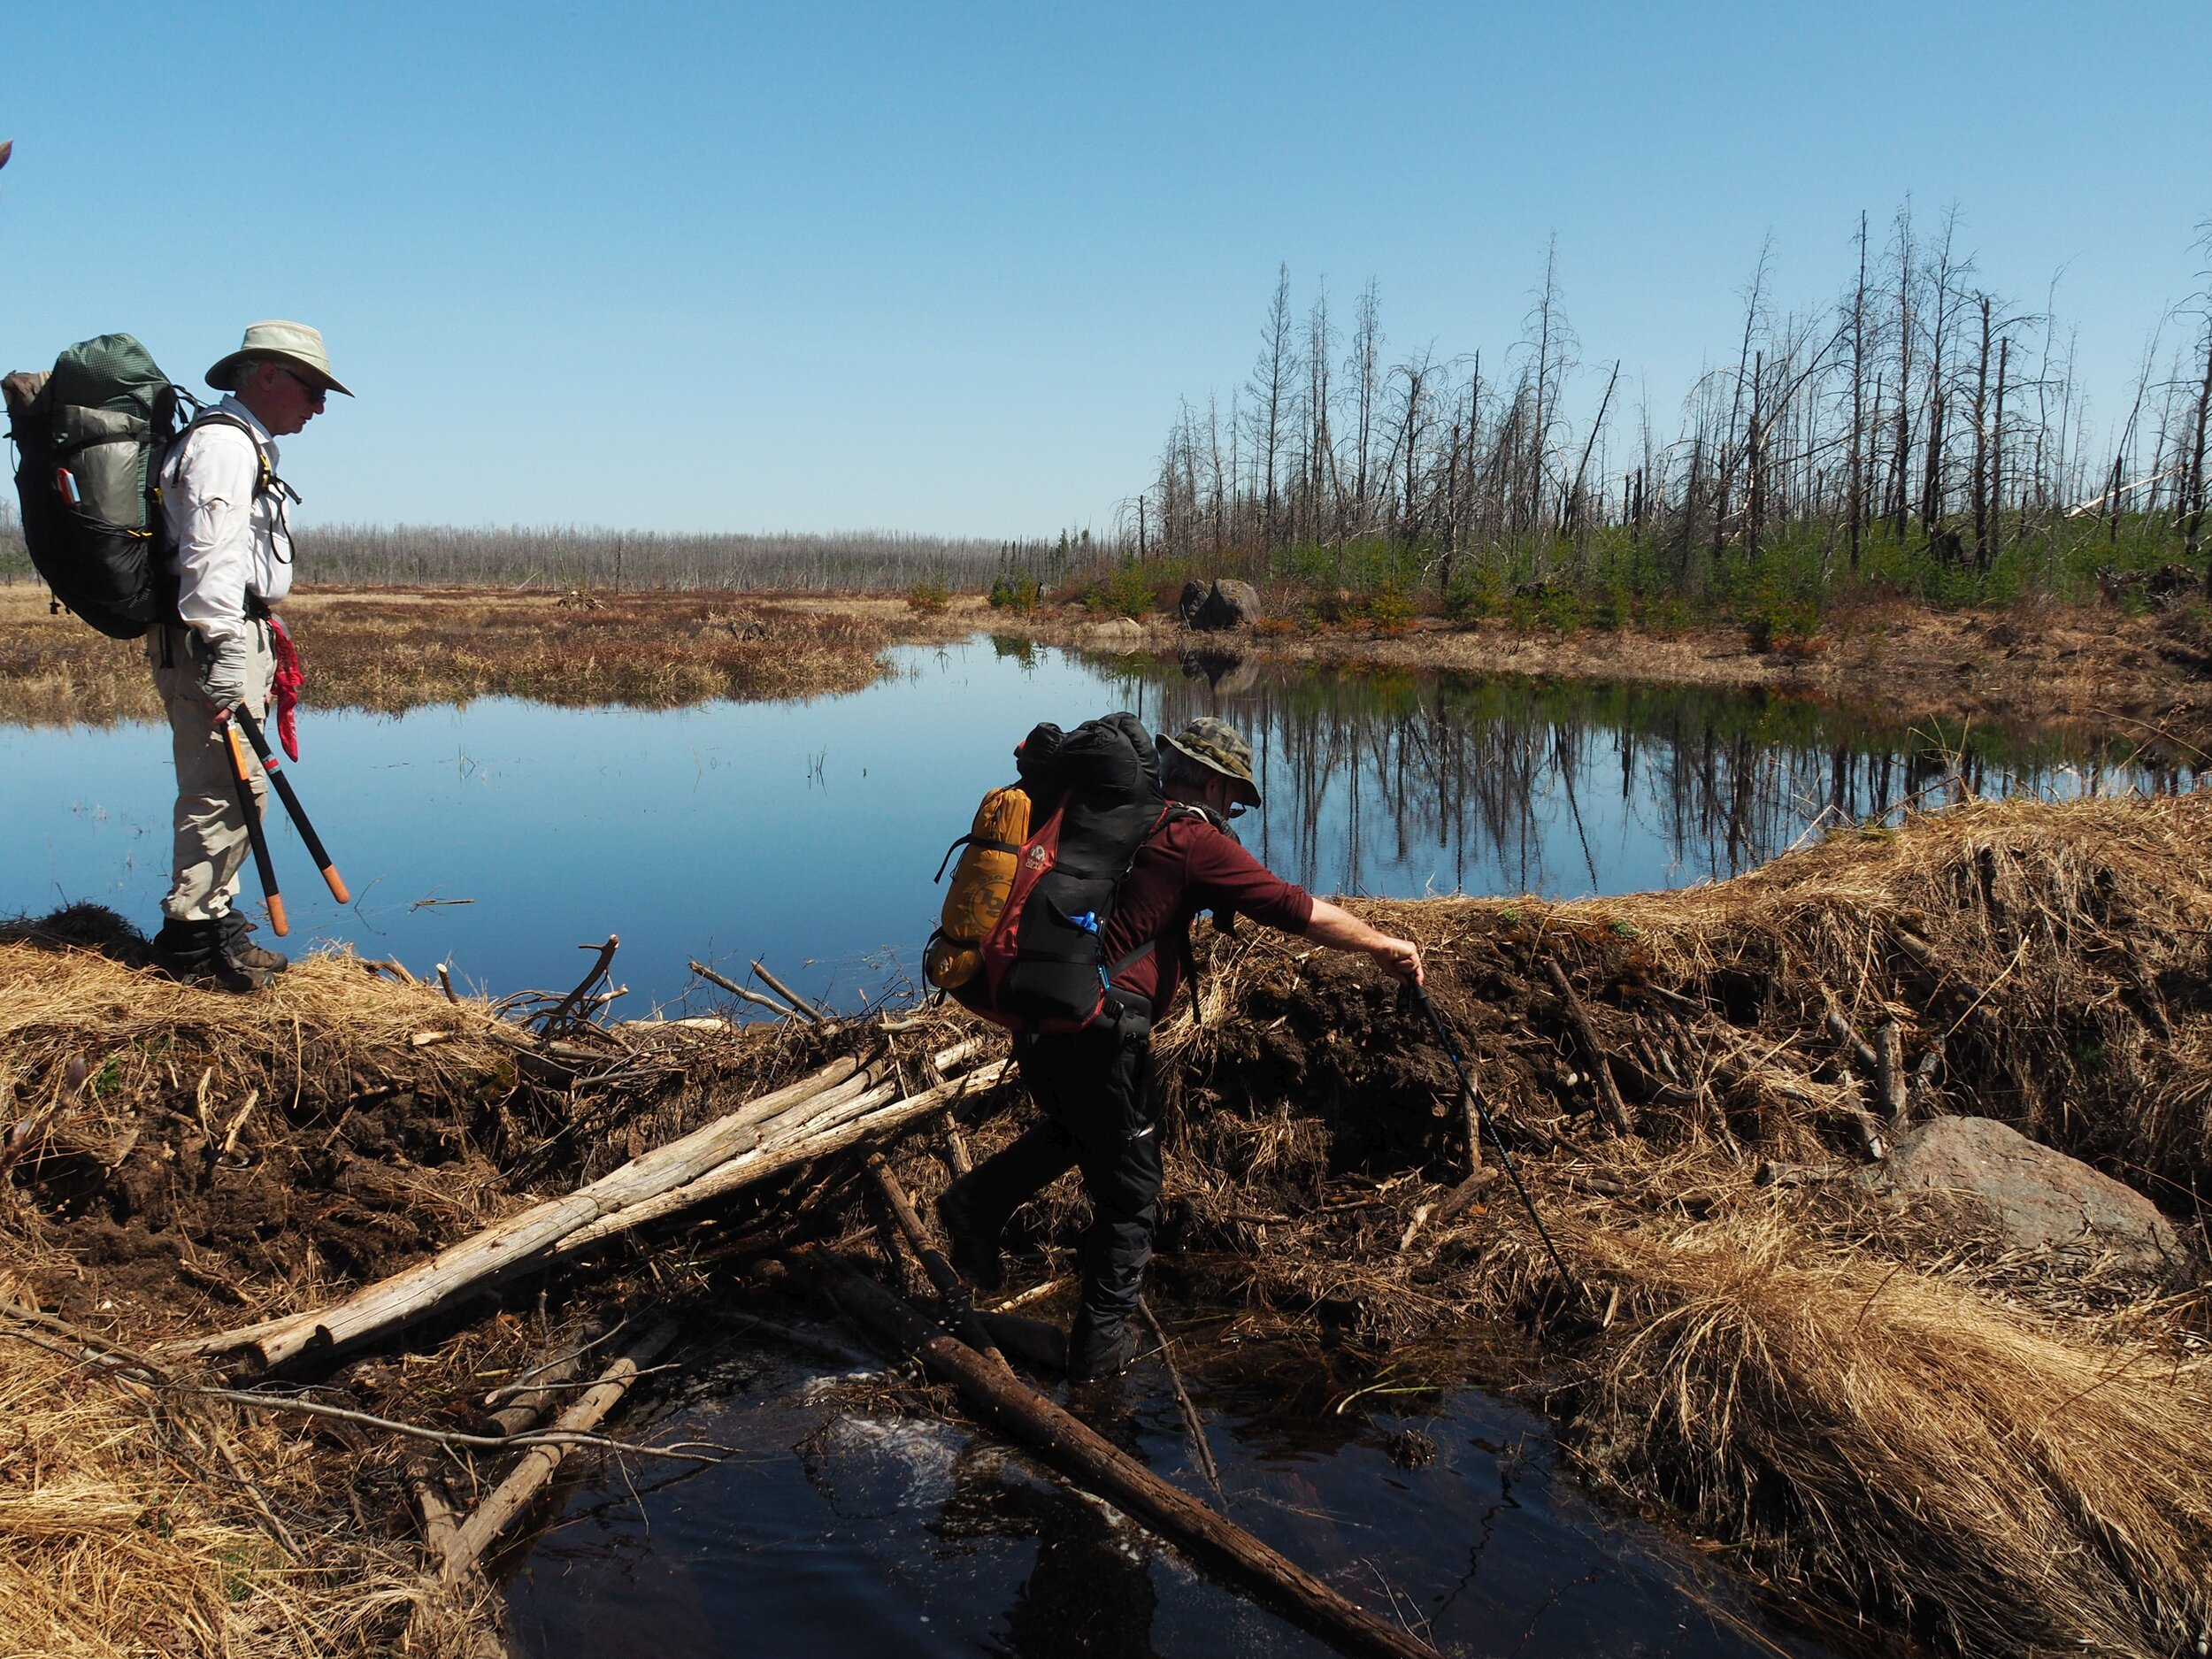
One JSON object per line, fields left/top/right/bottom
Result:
{"left": 268, "top": 614, "right": 303, "bottom": 761}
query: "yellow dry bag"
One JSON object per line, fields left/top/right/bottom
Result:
{"left": 924, "top": 784, "right": 1031, "bottom": 989}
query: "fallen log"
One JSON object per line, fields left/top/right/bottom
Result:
{"left": 865, "top": 1149, "right": 1009, "bottom": 1371}
{"left": 172, "top": 1056, "right": 864, "bottom": 1366}
{"left": 440, "top": 1320, "right": 678, "bottom": 1586}
{"left": 553, "top": 1059, "right": 1012, "bottom": 1254}
{"left": 819, "top": 1257, "right": 1435, "bottom": 1659}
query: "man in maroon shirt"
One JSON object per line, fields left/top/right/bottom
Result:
{"left": 938, "top": 717, "right": 1424, "bottom": 1382}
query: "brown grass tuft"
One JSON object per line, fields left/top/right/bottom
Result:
{"left": 0, "top": 1263, "right": 449, "bottom": 1657}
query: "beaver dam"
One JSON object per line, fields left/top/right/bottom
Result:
{"left": 3, "top": 793, "right": 2208, "bottom": 1657}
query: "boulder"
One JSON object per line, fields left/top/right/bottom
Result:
{"left": 1191, "top": 579, "right": 1263, "bottom": 632}
{"left": 1857, "top": 1116, "right": 2190, "bottom": 1280}
{"left": 1078, "top": 617, "right": 1145, "bottom": 652}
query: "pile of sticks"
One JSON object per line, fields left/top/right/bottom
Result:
{"left": 171, "top": 1038, "right": 1006, "bottom": 1371}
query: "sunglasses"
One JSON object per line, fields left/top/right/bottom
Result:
{"left": 280, "top": 368, "right": 327, "bottom": 403}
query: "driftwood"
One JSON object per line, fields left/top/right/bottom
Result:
{"left": 412, "top": 1472, "right": 459, "bottom": 1555}
{"left": 553, "top": 1060, "right": 1011, "bottom": 1254}
{"left": 1875, "top": 1018, "right": 1909, "bottom": 1125}
{"left": 540, "top": 935, "right": 619, "bottom": 1032}
{"left": 750, "top": 959, "right": 823, "bottom": 1024}
{"left": 173, "top": 1045, "right": 1018, "bottom": 1371}
{"left": 1136, "top": 1295, "right": 1225, "bottom": 1502}
{"left": 173, "top": 1056, "right": 865, "bottom": 1366}
{"left": 440, "top": 1320, "right": 678, "bottom": 1586}
{"left": 1543, "top": 959, "right": 1635, "bottom": 1135}
{"left": 821, "top": 1258, "right": 1433, "bottom": 1659}
{"left": 1824, "top": 1008, "right": 1880, "bottom": 1073}
{"left": 865, "top": 1149, "right": 1010, "bottom": 1371}
{"left": 689, "top": 958, "right": 808, "bottom": 1019}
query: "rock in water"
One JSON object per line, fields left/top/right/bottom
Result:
{"left": 1191, "top": 579, "right": 1263, "bottom": 631}
{"left": 1859, "top": 1116, "right": 2190, "bottom": 1281}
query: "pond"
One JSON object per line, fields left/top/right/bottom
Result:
{"left": 0, "top": 637, "right": 2175, "bottom": 1012}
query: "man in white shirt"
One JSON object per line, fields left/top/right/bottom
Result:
{"left": 147, "top": 321, "right": 350, "bottom": 992}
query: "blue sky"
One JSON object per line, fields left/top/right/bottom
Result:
{"left": 4, "top": 2, "right": 2206, "bottom": 537}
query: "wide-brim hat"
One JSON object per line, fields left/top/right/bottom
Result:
{"left": 206, "top": 320, "right": 353, "bottom": 397}
{"left": 1159, "top": 716, "right": 1263, "bottom": 807}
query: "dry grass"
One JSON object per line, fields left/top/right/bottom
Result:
{"left": 0, "top": 1262, "right": 445, "bottom": 1658}
{"left": 0, "top": 585, "right": 901, "bottom": 724}
{"left": 1575, "top": 1212, "right": 2211, "bottom": 1657}
{"left": 0, "top": 907, "right": 972, "bottom": 1657}
{"left": 1100, "top": 789, "right": 2212, "bottom": 1658}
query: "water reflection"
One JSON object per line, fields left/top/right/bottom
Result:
{"left": 506, "top": 1323, "right": 1842, "bottom": 1659}
{"left": 0, "top": 641, "right": 2185, "bottom": 1008}
{"left": 1098, "top": 651, "right": 2185, "bottom": 899}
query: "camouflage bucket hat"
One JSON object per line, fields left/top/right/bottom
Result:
{"left": 1159, "top": 716, "right": 1262, "bottom": 807}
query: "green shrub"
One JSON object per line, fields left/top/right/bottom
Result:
{"left": 987, "top": 572, "right": 1041, "bottom": 612}
{"left": 905, "top": 580, "right": 949, "bottom": 615}
{"left": 1746, "top": 597, "right": 1824, "bottom": 655}
{"left": 1098, "top": 561, "right": 1156, "bottom": 618}
{"left": 1368, "top": 580, "right": 1415, "bottom": 634}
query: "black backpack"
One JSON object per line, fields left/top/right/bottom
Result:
{"left": 949, "top": 712, "right": 1201, "bottom": 1035}
{"left": 4, "top": 334, "right": 288, "bottom": 641}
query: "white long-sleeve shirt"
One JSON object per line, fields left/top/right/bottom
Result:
{"left": 158, "top": 395, "right": 293, "bottom": 645}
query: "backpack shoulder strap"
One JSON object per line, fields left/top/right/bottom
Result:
{"left": 171, "top": 408, "right": 301, "bottom": 505}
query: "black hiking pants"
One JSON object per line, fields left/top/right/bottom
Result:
{"left": 959, "top": 1023, "right": 1162, "bottom": 1333}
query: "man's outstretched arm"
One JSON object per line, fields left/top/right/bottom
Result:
{"left": 1302, "top": 898, "right": 1424, "bottom": 986}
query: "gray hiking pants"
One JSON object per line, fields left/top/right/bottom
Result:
{"left": 147, "top": 621, "right": 275, "bottom": 925}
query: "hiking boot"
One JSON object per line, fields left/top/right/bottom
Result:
{"left": 218, "top": 910, "right": 288, "bottom": 973}
{"left": 150, "top": 918, "right": 271, "bottom": 995}
{"left": 1066, "top": 1314, "right": 1139, "bottom": 1384}
{"left": 935, "top": 1180, "right": 1006, "bottom": 1294}
{"left": 150, "top": 918, "right": 206, "bottom": 978}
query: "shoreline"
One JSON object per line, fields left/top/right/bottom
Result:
{"left": 4, "top": 583, "right": 2208, "bottom": 758}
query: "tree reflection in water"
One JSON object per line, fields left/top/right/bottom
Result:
{"left": 1091, "top": 654, "right": 2189, "bottom": 899}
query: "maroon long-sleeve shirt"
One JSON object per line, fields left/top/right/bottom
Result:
{"left": 1102, "top": 811, "right": 1313, "bottom": 1016}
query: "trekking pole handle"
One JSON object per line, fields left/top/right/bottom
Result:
{"left": 224, "top": 720, "right": 288, "bottom": 938}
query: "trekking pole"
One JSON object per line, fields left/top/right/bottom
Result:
{"left": 221, "top": 718, "right": 288, "bottom": 937}
{"left": 232, "top": 704, "right": 350, "bottom": 902}
{"left": 1411, "top": 983, "right": 1584, "bottom": 1306}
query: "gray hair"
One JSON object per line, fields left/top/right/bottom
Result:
{"left": 1158, "top": 745, "right": 1220, "bottom": 795}
{"left": 229, "top": 356, "right": 289, "bottom": 394}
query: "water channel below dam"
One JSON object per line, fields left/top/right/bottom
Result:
{"left": 1, "top": 636, "right": 2182, "bottom": 1657}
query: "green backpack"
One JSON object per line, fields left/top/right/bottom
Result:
{"left": 4, "top": 334, "right": 188, "bottom": 639}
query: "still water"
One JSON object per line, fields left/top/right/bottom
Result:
{"left": 0, "top": 637, "right": 2171, "bottom": 1010}
{"left": 505, "top": 1318, "right": 1838, "bottom": 1659}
